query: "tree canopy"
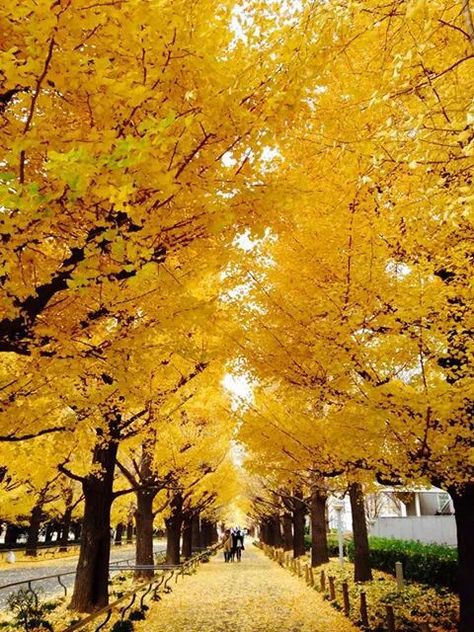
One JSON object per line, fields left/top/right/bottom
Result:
{"left": 0, "top": 0, "right": 473, "bottom": 629}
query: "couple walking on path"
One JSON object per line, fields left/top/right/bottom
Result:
{"left": 223, "top": 527, "right": 245, "bottom": 562}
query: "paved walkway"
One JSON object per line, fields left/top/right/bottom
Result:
{"left": 138, "top": 546, "right": 358, "bottom": 632}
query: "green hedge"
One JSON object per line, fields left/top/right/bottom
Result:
{"left": 304, "top": 535, "right": 458, "bottom": 591}
{"left": 347, "top": 536, "right": 458, "bottom": 591}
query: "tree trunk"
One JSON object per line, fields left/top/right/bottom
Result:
{"left": 272, "top": 515, "right": 283, "bottom": 548}
{"left": 200, "top": 519, "right": 209, "bottom": 547}
{"left": 293, "top": 490, "right": 306, "bottom": 558}
{"left": 182, "top": 516, "right": 193, "bottom": 559}
{"left": 201, "top": 519, "right": 214, "bottom": 547}
{"left": 5, "top": 523, "right": 20, "bottom": 546}
{"left": 135, "top": 490, "right": 155, "bottom": 579}
{"left": 264, "top": 518, "right": 274, "bottom": 545}
{"left": 26, "top": 505, "right": 43, "bottom": 557}
{"left": 59, "top": 507, "right": 73, "bottom": 552}
{"left": 349, "top": 482, "right": 372, "bottom": 582}
{"left": 134, "top": 438, "right": 162, "bottom": 577}
{"left": 165, "top": 492, "right": 183, "bottom": 565}
{"left": 69, "top": 439, "right": 118, "bottom": 613}
{"left": 114, "top": 522, "right": 124, "bottom": 546}
{"left": 191, "top": 513, "right": 201, "bottom": 550}
{"left": 282, "top": 513, "right": 293, "bottom": 551}
{"left": 450, "top": 482, "right": 474, "bottom": 632}
{"left": 311, "top": 488, "right": 329, "bottom": 567}
{"left": 126, "top": 520, "right": 133, "bottom": 544}
{"left": 44, "top": 521, "right": 55, "bottom": 544}
{"left": 72, "top": 522, "right": 82, "bottom": 542}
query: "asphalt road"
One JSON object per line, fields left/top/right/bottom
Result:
{"left": 0, "top": 542, "right": 165, "bottom": 609}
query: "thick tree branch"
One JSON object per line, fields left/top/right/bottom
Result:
{"left": 116, "top": 459, "right": 139, "bottom": 488}
{"left": 0, "top": 218, "right": 166, "bottom": 355}
{"left": 58, "top": 463, "right": 86, "bottom": 484}
{"left": 0, "top": 425, "right": 66, "bottom": 442}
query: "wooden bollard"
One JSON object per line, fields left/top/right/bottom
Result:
{"left": 328, "top": 576, "right": 336, "bottom": 601}
{"left": 385, "top": 604, "right": 396, "bottom": 632}
{"left": 320, "top": 570, "right": 326, "bottom": 592}
{"left": 309, "top": 566, "right": 315, "bottom": 587}
{"left": 297, "top": 560, "right": 302, "bottom": 577}
{"left": 305, "top": 564, "right": 310, "bottom": 584}
{"left": 395, "top": 561, "right": 404, "bottom": 590}
{"left": 342, "top": 581, "right": 350, "bottom": 616}
{"left": 360, "top": 592, "right": 369, "bottom": 627}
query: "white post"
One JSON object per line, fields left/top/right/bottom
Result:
{"left": 333, "top": 500, "right": 345, "bottom": 566}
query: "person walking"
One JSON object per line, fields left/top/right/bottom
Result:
{"left": 222, "top": 529, "right": 233, "bottom": 563}
{"left": 233, "top": 528, "right": 245, "bottom": 562}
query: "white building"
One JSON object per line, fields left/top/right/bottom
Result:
{"left": 327, "top": 486, "right": 457, "bottom": 546}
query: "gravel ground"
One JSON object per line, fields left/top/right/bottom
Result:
{"left": 0, "top": 542, "right": 165, "bottom": 609}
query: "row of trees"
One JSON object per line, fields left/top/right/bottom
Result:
{"left": 0, "top": 0, "right": 309, "bottom": 614}
{"left": 0, "top": 0, "right": 473, "bottom": 630}
{"left": 224, "top": 2, "right": 474, "bottom": 632}
{"left": 0, "top": 372, "right": 238, "bottom": 608}
{"left": 253, "top": 482, "right": 375, "bottom": 583}
{"left": 1, "top": 486, "right": 220, "bottom": 569}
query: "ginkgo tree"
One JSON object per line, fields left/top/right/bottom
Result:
{"left": 0, "top": 0, "right": 331, "bottom": 615}
{"left": 224, "top": 2, "right": 474, "bottom": 630}
{"left": 0, "top": 434, "right": 84, "bottom": 555}
{"left": 0, "top": 0, "right": 473, "bottom": 630}
{"left": 0, "top": 0, "right": 319, "bottom": 361}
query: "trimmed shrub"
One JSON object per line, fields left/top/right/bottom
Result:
{"left": 6, "top": 588, "right": 54, "bottom": 631}
{"left": 128, "top": 608, "right": 147, "bottom": 621}
{"left": 110, "top": 621, "right": 134, "bottom": 632}
{"left": 347, "top": 536, "right": 458, "bottom": 591}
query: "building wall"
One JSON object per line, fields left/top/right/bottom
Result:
{"left": 369, "top": 515, "right": 457, "bottom": 546}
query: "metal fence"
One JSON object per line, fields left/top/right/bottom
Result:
{"left": 0, "top": 546, "right": 216, "bottom": 632}
{"left": 60, "top": 546, "right": 218, "bottom": 632}
{"left": 0, "top": 552, "right": 165, "bottom": 603}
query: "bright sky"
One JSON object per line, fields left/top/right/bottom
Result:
{"left": 222, "top": 372, "right": 253, "bottom": 405}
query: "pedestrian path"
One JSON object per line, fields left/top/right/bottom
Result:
{"left": 137, "top": 546, "right": 359, "bottom": 632}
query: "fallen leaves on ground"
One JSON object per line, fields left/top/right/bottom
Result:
{"left": 135, "top": 546, "right": 359, "bottom": 632}
{"left": 294, "top": 554, "right": 458, "bottom": 632}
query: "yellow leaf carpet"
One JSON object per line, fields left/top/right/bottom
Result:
{"left": 137, "top": 546, "right": 358, "bottom": 632}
